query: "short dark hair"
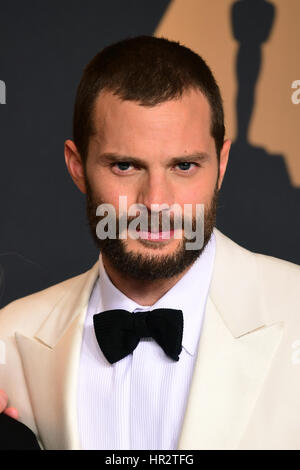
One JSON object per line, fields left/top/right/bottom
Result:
{"left": 73, "top": 36, "right": 225, "bottom": 164}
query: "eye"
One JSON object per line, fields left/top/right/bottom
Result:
{"left": 176, "top": 162, "right": 198, "bottom": 172}
{"left": 112, "top": 162, "right": 134, "bottom": 172}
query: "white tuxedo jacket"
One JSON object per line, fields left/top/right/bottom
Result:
{"left": 0, "top": 228, "right": 300, "bottom": 450}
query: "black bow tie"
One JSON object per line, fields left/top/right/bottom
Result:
{"left": 93, "top": 308, "right": 184, "bottom": 364}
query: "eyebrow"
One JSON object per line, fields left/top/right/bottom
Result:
{"left": 97, "top": 152, "right": 210, "bottom": 166}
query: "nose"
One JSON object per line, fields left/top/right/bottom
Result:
{"left": 136, "top": 171, "right": 175, "bottom": 213}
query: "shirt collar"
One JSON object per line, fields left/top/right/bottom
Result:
{"left": 98, "top": 232, "right": 216, "bottom": 356}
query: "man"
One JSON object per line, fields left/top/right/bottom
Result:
{"left": 0, "top": 36, "right": 299, "bottom": 450}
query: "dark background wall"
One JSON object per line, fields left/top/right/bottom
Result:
{"left": 0, "top": 0, "right": 299, "bottom": 309}
{"left": 156, "top": 0, "right": 300, "bottom": 268}
{"left": 0, "top": 0, "right": 171, "bottom": 307}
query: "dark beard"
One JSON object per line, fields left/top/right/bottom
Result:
{"left": 85, "top": 179, "right": 218, "bottom": 281}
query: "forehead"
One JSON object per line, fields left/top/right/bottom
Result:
{"left": 91, "top": 88, "right": 214, "bottom": 157}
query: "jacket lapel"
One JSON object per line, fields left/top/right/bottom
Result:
{"left": 15, "top": 261, "right": 99, "bottom": 450}
{"left": 177, "top": 228, "right": 284, "bottom": 449}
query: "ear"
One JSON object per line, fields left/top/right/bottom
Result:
{"left": 64, "top": 140, "right": 87, "bottom": 194}
{"left": 217, "top": 139, "right": 231, "bottom": 190}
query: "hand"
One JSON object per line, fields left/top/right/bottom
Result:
{"left": 0, "top": 389, "right": 18, "bottom": 419}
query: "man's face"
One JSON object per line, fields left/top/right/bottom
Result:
{"left": 67, "top": 88, "right": 230, "bottom": 280}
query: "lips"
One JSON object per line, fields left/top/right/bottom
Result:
{"left": 138, "top": 229, "right": 175, "bottom": 241}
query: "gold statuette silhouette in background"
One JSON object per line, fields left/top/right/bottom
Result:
{"left": 156, "top": 0, "right": 300, "bottom": 187}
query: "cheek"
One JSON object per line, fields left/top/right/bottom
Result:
{"left": 90, "top": 180, "right": 132, "bottom": 212}
{"left": 176, "top": 179, "right": 216, "bottom": 206}
{"left": 85, "top": 166, "right": 116, "bottom": 203}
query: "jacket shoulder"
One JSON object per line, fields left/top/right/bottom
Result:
{"left": 214, "top": 227, "right": 300, "bottom": 276}
{"left": 0, "top": 265, "right": 97, "bottom": 336}
{"left": 214, "top": 228, "right": 300, "bottom": 322}
{"left": 254, "top": 251, "right": 300, "bottom": 320}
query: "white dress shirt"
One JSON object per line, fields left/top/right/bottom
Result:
{"left": 77, "top": 232, "right": 216, "bottom": 450}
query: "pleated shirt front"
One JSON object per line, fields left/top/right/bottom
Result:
{"left": 77, "top": 233, "right": 216, "bottom": 450}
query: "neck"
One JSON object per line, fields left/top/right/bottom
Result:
{"left": 101, "top": 254, "right": 192, "bottom": 306}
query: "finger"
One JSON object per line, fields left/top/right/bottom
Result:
{"left": 0, "top": 389, "right": 8, "bottom": 412}
{"left": 4, "top": 407, "right": 19, "bottom": 420}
